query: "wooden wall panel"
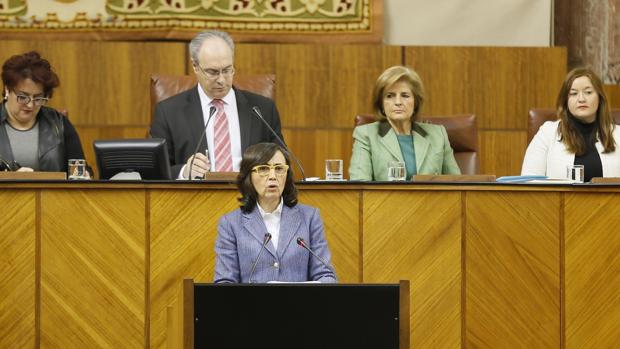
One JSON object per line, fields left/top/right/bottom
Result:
{"left": 0, "top": 40, "right": 187, "bottom": 127}
{"left": 282, "top": 128, "right": 354, "bottom": 179}
{"left": 405, "top": 47, "right": 566, "bottom": 176}
{"left": 363, "top": 191, "right": 461, "bottom": 349}
{"left": 54, "top": 41, "right": 187, "bottom": 126}
{"left": 40, "top": 190, "right": 145, "bottom": 348}
{"left": 479, "top": 130, "right": 528, "bottom": 176}
{"left": 0, "top": 191, "right": 36, "bottom": 349}
{"left": 149, "top": 189, "right": 238, "bottom": 349}
{"left": 603, "top": 84, "right": 620, "bottom": 107}
{"left": 228, "top": 43, "right": 279, "bottom": 76}
{"left": 298, "top": 190, "right": 360, "bottom": 283}
{"left": 565, "top": 193, "right": 620, "bottom": 349}
{"left": 405, "top": 47, "right": 566, "bottom": 130}
{"left": 466, "top": 192, "right": 560, "bottom": 348}
{"left": 272, "top": 44, "right": 401, "bottom": 128}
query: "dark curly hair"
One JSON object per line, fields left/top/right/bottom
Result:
{"left": 2, "top": 51, "right": 60, "bottom": 97}
{"left": 237, "top": 143, "right": 298, "bottom": 213}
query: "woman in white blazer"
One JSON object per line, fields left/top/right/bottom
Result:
{"left": 522, "top": 68, "right": 620, "bottom": 181}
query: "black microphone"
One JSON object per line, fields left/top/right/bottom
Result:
{"left": 296, "top": 237, "right": 336, "bottom": 279}
{"left": 0, "top": 158, "right": 20, "bottom": 171}
{"left": 248, "top": 233, "right": 272, "bottom": 283}
{"left": 251, "top": 106, "right": 307, "bottom": 181}
{"left": 187, "top": 105, "right": 217, "bottom": 179}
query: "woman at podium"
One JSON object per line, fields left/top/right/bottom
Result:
{"left": 0, "top": 51, "right": 90, "bottom": 175}
{"left": 214, "top": 142, "right": 337, "bottom": 283}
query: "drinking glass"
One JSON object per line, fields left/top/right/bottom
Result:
{"left": 325, "top": 159, "right": 343, "bottom": 180}
{"left": 566, "top": 164, "right": 584, "bottom": 183}
{"left": 68, "top": 159, "right": 88, "bottom": 180}
{"left": 387, "top": 161, "right": 406, "bottom": 181}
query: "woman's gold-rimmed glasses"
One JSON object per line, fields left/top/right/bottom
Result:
{"left": 251, "top": 164, "right": 289, "bottom": 177}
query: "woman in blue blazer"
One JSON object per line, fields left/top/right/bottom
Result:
{"left": 214, "top": 142, "right": 337, "bottom": 283}
{"left": 349, "top": 66, "right": 460, "bottom": 181}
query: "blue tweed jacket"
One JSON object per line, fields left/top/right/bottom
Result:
{"left": 214, "top": 203, "right": 337, "bottom": 283}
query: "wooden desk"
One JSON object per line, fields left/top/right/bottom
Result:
{"left": 0, "top": 182, "right": 618, "bottom": 349}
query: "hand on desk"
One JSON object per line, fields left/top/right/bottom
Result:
{"left": 183, "top": 153, "right": 211, "bottom": 179}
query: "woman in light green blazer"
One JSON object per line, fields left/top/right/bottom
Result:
{"left": 349, "top": 66, "right": 461, "bottom": 181}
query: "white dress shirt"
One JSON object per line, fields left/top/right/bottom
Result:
{"left": 257, "top": 199, "right": 284, "bottom": 250}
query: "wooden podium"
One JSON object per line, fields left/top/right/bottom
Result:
{"left": 168, "top": 278, "right": 410, "bottom": 349}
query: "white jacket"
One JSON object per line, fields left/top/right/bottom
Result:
{"left": 521, "top": 120, "right": 620, "bottom": 178}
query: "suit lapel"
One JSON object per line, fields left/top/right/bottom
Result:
{"left": 413, "top": 127, "right": 430, "bottom": 171}
{"left": 276, "top": 205, "right": 302, "bottom": 258}
{"left": 0, "top": 104, "right": 15, "bottom": 163}
{"left": 242, "top": 209, "right": 277, "bottom": 258}
{"left": 37, "top": 113, "right": 62, "bottom": 159}
{"left": 235, "top": 88, "right": 252, "bottom": 151}
{"left": 378, "top": 121, "right": 405, "bottom": 162}
{"left": 183, "top": 87, "right": 206, "bottom": 149}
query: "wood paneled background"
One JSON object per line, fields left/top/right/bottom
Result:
{"left": 0, "top": 41, "right": 576, "bottom": 178}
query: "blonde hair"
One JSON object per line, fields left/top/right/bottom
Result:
{"left": 372, "top": 66, "right": 425, "bottom": 122}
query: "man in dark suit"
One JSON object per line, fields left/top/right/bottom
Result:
{"left": 150, "top": 30, "right": 284, "bottom": 179}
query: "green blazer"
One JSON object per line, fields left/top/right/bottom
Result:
{"left": 349, "top": 120, "right": 461, "bottom": 181}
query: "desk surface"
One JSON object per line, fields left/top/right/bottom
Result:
{"left": 2, "top": 179, "right": 620, "bottom": 191}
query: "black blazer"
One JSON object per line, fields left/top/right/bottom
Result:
{"left": 150, "top": 86, "right": 285, "bottom": 177}
{"left": 0, "top": 103, "right": 88, "bottom": 173}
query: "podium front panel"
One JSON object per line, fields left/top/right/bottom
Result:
{"left": 193, "top": 283, "right": 400, "bottom": 349}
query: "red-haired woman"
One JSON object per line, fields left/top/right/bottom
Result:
{"left": 0, "top": 51, "right": 90, "bottom": 175}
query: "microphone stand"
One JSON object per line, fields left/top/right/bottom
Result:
{"left": 251, "top": 106, "right": 307, "bottom": 181}
{"left": 249, "top": 233, "right": 272, "bottom": 283}
{"left": 296, "top": 237, "right": 337, "bottom": 279}
{"left": 187, "top": 105, "right": 217, "bottom": 179}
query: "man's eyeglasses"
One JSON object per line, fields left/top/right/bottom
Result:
{"left": 252, "top": 164, "right": 289, "bottom": 177}
{"left": 14, "top": 93, "right": 49, "bottom": 106}
{"left": 195, "top": 65, "right": 235, "bottom": 79}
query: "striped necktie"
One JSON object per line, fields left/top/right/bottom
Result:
{"left": 211, "top": 99, "right": 233, "bottom": 172}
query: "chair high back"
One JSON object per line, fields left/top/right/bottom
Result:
{"left": 527, "top": 108, "right": 620, "bottom": 144}
{"left": 354, "top": 114, "right": 480, "bottom": 174}
{"left": 150, "top": 74, "right": 276, "bottom": 118}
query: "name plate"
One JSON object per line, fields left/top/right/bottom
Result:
{"left": 202, "top": 172, "right": 238, "bottom": 181}
{"left": 0, "top": 171, "right": 66, "bottom": 180}
{"left": 591, "top": 177, "right": 620, "bottom": 184}
{"left": 412, "top": 174, "right": 496, "bottom": 182}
